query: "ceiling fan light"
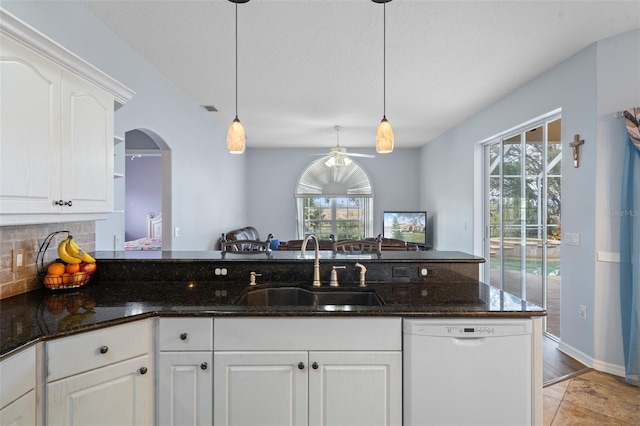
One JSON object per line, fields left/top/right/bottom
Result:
{"left": 343, "top": 156, "right": 353, "bottom": 166}
{"left": 375, "top": 116, "right": 394, "bottom": 153}
{"left": 325, "top": 156, "right": 336, "bottom": 168}
{"left": 227, "top": 117, "right": 246, "bottom": 154}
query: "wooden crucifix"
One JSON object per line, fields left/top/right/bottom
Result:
{"left": 570, "top": 134, "right": 585, "bottom": 168}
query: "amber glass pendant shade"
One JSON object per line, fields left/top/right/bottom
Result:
{"left": 375, "top": 116, "right": 394, "bottom": 153}
{"left": 227, "top": 117, "right": 246, "bottom": 154}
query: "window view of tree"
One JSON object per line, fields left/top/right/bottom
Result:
{"left": 296, "top": 158, "right": 373, "bottom": 239}
{"left": 489, "top": 126, "right": 561, "bottom": 242}
{"left": 391, "top": 216, "right": 403, "bottom": 239}
{"left": 302, "top": 197, "right": 367, "bottom": 239}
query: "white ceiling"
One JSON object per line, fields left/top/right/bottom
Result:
{"left": 80, "top": 0, "right": 640, "bottom": 150}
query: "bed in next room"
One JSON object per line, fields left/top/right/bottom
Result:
{"left": 124, "top": 213, "right": 162, "bottom": 250}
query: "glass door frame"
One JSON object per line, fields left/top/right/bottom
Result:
{"left": 482, "top": 111, "right": 561, "bottom": 334}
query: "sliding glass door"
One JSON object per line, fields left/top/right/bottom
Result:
{"left": 485, "top": 115, "right": 562, "bottom": 336}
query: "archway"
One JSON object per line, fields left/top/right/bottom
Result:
{"left": 125, "top": 128, "right": 172, "bottom": 250}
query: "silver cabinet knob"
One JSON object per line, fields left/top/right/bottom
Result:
{"left": 99, "top": 346, "right": 109, "bottom": 354}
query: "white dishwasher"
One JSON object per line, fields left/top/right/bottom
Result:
{"left": 403, "top": 318, "right": 533, "bottom": 426}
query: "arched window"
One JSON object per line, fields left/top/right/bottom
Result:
{"left": 295, "top": 158, "right": 374, "bottom": 239}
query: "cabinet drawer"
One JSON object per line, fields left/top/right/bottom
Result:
{"left": 158, "top": 317, "right": 213, "bottom": 351}
{"left": 0, "top": 345, "right": 35, "bottom": 409}
{"left": 47, "top": 319, "right": 151, "bottom": 382}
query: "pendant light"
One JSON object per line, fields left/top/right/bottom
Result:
{"left": 227, "top": 0, "right": 249, "bottom": 154}
{"left": 373, "top": 0, "right": 394, "bottom": 153}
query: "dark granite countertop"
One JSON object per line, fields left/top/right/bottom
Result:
{"left": 0, "top": 250, "right": 544, "bottom": 357}
{"left": 1, "top": 278, "right": 544, "bottom": 357}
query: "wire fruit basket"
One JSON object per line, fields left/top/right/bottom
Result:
{"left": 37, "top": 231, "right": 95, "bottom": 291}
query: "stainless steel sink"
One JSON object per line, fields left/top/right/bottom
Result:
{"left": 235, "top": 286, "right": 383, "bottom": 307}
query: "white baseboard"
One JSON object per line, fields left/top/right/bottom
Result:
{"left": 592, "top": 359, "right": 627, "bottom": 377}
{"left": 557, "top": 341, "right": 626, "bottom": 377}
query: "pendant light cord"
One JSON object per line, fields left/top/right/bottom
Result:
{"left": 383, "top": 2, "right": 386, "bottom": 117}
{"left": 234, "top": 0, "right": 239, "bottom": 118}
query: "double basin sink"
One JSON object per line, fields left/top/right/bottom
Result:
{"left": 235, "top": 285, "right": 383, "bottom": 307}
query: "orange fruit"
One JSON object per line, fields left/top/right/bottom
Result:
{"left": 65, "top": 263, "right": 80, "bottom": 274}
{"left": 60, "top": 273, "right": 72, "bottom": 284}
{"left": 43, "top": 274, "right": 61, "bottom": 288}
{"left": 47, "top": 263, "right": 66, "bottom": 276}
{"left": 72, "top": 272, "right": 86, "bottom": 284}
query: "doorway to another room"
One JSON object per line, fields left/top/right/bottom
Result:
{"left": 123, "top": 129, "right": 171, "bottom": 251}
{"left": 483, "top": 113, "right": 562, "bottom": 338}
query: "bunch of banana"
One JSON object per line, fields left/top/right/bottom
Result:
{"left": 57, "top": 236, "right": 95, "bottom": 264}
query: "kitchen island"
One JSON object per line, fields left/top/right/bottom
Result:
{"left": 0, "top": 250, "right": 545, "bottom": 426}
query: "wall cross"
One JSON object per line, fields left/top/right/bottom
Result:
{"left": 570, "top": 134, "right": 585, "bottom": 168}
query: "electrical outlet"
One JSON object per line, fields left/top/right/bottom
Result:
{"left": 174, "top": 227, "right": 181, "bottom": 238}
{"left": 579, "top": 305, "right": 587, "bottom": 320}
{"left": 564, "top": 232, "right": 580, "bottom": 246}
{"left": 12, "top": 248, "right": 25, "bottom": 272}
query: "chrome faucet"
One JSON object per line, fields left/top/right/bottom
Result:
{"left": 355, "top": 262, "right": 367, "bottom": 287}
{"left": 300, "top": 234, "right": 321, "bottom": 287}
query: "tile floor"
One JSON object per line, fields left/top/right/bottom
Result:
{"left": 544, "top": 370, "right": 640, "bottom": 425}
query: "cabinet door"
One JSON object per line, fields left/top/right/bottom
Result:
{"left": 214, "top": 351, "right": 308, "bottom": 426}
{"left": 308, "top": 351, "right": 402, "bottom": 426}
{"left": 46, "top": 355, "right": 152, "bottom": 425}
{"left": 60, "top": 70, "right": 114, "bottom": 213}
{"left": 0, "top": 390, "right": 36, "bottom": 426}
{"left": 0, "top": 35, "right": 61, "bottom": 214}
{"left": 157, "top": 352, "right": 212, "bottom": 426}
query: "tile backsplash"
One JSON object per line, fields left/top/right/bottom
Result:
{"left": 0, "top": 222, "right": 95, "bottom": 299}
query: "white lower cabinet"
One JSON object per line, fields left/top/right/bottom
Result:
{"left": 214, "top": 351, "right": 308, "bottom": 425}
{"left": 46, "top": 355, "right": 151, "bottom": 425}
{"left": 214, "top": 350, "right": 401, "bottom": 426}
{"left": 156, "top": 317, "right": 213, "bottom": 425}
{"left": 213, "top": 317, "right": 402, "bottom": 426}
{"left": 309, "top": 351, "right": 401, "bottom": 426}
{"left": 45, "top": 319, "right": 152, "bottom": 425}
{"left": 0, "top": 389, "right": 36, "bottom": 426}
{"left": 0, "top": 346, "right": 37, "bottom": 426}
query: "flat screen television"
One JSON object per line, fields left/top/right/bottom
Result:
{"left": 382, "top": 211, "right": 427, "bottom": 246}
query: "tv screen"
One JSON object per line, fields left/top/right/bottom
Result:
{"left": 383, "top": 211, "right": 427, "bottom": 245}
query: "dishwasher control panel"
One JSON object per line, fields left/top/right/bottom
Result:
{"left": 447, "top": 326, "right": 495, "bottom": 334}
{"left": 404, "top": 319, "right": 532, "bottom": 337}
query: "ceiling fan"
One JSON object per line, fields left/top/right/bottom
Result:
{"left": 313, "top": 125, "right": 375, "bottom": 167}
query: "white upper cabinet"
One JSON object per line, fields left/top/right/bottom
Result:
{"left": 0, "top": 9, "right": 134, "bottom": 225}
{"left": 60, "top": 70, "right": 114, "bottom": 213}
{"left": 0, "top": 35, "right": 62, "bottom": 215}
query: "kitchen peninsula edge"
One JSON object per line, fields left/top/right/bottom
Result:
{"left": 1, "top": 250, "right": 544, "bottom": 357}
